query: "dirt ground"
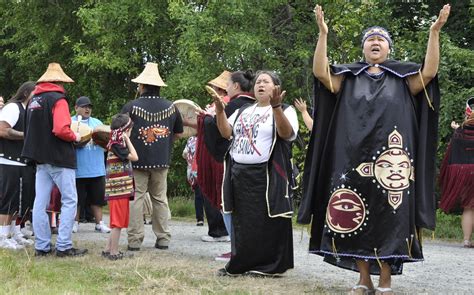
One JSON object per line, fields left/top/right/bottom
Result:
{"left": 73, "top": 217, "right": 473, "bottom": 294}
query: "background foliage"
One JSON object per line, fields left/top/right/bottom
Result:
{"left": 1, "top": 0, "right": 472, "bottom": 200}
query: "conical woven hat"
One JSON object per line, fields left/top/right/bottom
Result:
{"left": 37, "top": 63, "right": 74, "bottom": 83}
{"left": 207, "top": 70, "right": 231, "bottom": 90}
{"left": 132, "top": 62, "right": 167, "bottom": 87}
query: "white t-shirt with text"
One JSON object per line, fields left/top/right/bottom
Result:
{"left": 228, "top": 104, "right": 298, "bottom": 164}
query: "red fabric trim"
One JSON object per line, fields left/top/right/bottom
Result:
{"left": 196, "top": 114, "right": 223, "bottom": 209}
{"left": 272, "top": 159, "right": 288, "bottom": 181}
{"left": 439, "top": 144, "right": 474, "bottom": 212}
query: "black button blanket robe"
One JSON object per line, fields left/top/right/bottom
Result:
{"left": 298, "top": 60, "right": 440, "bottom": 275}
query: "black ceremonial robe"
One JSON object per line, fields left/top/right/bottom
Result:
{"left": 298, "top": 60, "right": 440, "bottom": 275}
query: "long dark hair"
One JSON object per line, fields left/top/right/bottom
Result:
{"left": 9, "top": 81, "right": 36, "bottom": 104}
{"left": 230, "top": 70, "right": 255, "bottom": 92}
{"left": 141, "top": 84, "right": 161, "bottom": 96}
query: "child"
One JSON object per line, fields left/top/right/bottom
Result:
{"left": 103, "top": 114, "right": 138, "bottom": 260}
{"left": 182, "top": 136, "right": 204, "bottom": 226}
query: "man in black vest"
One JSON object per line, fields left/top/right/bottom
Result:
{"left": 22, "top": 63, "right": 87, "bottom": 257}
{"left": 121, "top": 62, "right": 184, "bottom": 251}
{"left": 0, "top": 81, "right": 36, "bottom": 250}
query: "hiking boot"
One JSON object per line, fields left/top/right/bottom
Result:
{"left": 56, "top": 247, "right": 88, "bottom": 257}
{"left": 201, "top": 235, "right": 230, "bottom": 242}
{"left": 95, "top": 222, "right": 111, "bottom": 233}
{"left": 215, "top": 251, "right": 231, "bottom": 262}
{"left": 35, "top": 249, "right": 53, "bottom": 257}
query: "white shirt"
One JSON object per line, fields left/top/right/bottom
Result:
{"left": 228, "top": 104, "right": 298, "bottom": 164}
{"left": 0, "top": 102, "right": 26, "bottom": 166}
{"left": 0, "top": 102, "right": 21, "bottom": 128}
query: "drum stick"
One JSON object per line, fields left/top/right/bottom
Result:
{"left": 76, "top": 115, "right": 82, "bottom": 132}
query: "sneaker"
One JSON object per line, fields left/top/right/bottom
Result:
{"left": 21, "top": 226, "right": 34, "bottom": 238}
{"left": 0, "top": 237, "right": 25, "bottom": 250}
{"left": 72, "top": 221, "right": 79, "bottom": 233}
{"left": 13, "top": 232, "right": 34, "bottom": 246}
{"left": 56, "top": 247, "right": 88, "bottom": 257}
{"left": 216, "top": 268, "right": 229, "bottom": 276}
{"left": 21, "top": 222, "right": 34, "bottom": 237}
{"left": 95, "top": 222, "right": 111, "bottom": 233}
{"left": 196, "top": 220, "right": 204, "bottom": 226}
{"left": 201, "top": 235, "right": 230, "bottom": 242}
{"left": 215, "top": 251, "right": 231, "bottom": 262}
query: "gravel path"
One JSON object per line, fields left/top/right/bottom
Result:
{"left": 75, "top": 217, "right": 473, "bottom": 294}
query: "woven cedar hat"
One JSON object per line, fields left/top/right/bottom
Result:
{"left": 132, "top": 62, "right": 167, "bottom": 87}
{"left": 207, "top": 70, "right": 231, "bottom": 91}
{"left": 37, "top": 63, "right": 74, "bottom": 83}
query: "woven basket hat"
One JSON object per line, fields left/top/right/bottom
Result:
{"left": 37, "top": 63, "right": 74, "bottom": 83}
{"left": 207, "top": 70, "right": 231, "bottom": 91}
{"left": 132, "top": 62, "right": 167, "bottom": 87}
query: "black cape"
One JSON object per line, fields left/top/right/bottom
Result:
{"left": 298, "top": 60, "right": 440, "bottom": 274}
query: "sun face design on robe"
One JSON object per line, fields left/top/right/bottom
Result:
{"left": 326, "top": 188, "right": 368, "bottom": 236}
{"left": 356, "top": 128, "right": 415, "bottom": 210}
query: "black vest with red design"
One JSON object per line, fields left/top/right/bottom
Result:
{"left": 0, "top": 102, "right": 28, "bottom": 164}
{"left": 121, "top": 95, "right": 183, "bottom": 169}
{"left": 22, "top": 92, "right": 76, "bottom": 168}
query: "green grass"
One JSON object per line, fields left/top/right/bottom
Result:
{"left": 169, "top": 196, "right": 196, "bottom": 219}
{"left": 0, "top": 245, "right": 327, "bottom": 294}
{"left": 424, "top": 209, "right": 463, "bottom": 241}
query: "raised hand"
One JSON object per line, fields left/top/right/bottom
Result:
{"left": 294, "top": 98, "right": 308, "bottom": 113}
{"left": 211, "top": 93, "right": 225, "bottom": 113}
{"left": 431, "top": 4, "right": 450, "bottom": 32}
{"left": 270, "top": 85, "right": 286, "bottom": 107}
{"left": 314, "top": 4, "right": 328, "bottom": 35}
{"left": 451, "top": 121, "right": 460, "bottom": 130}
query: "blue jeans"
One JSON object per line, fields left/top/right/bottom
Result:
{"left": 33, "top": 164, "right": 77, "bottom": 251}
{"left": 222, "top": 211, "right": 232, "bottom": 239}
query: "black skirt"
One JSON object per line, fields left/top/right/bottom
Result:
{"left": 225, "top": 162, "right": 294, "bottom": 275}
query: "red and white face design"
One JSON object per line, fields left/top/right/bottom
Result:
{"left": 374, "top": 148, "right": 411, "bottom": 190}
{"left": 326, "top": 189, "right": 366, "bottom": 234}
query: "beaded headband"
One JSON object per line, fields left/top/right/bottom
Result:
{"left": 361, "top": 26, "right": 393, "bottom": 48}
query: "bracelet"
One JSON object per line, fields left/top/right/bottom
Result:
{"left": 272, "top": 104, "right": 282, "bottom": 109}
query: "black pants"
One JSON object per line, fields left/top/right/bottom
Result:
{"left": 203, "top": 196, "right": 228, "bottom": 237}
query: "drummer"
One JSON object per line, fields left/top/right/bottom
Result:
{"left": 71, "top": 96, "right": 111, "bottom": 234}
